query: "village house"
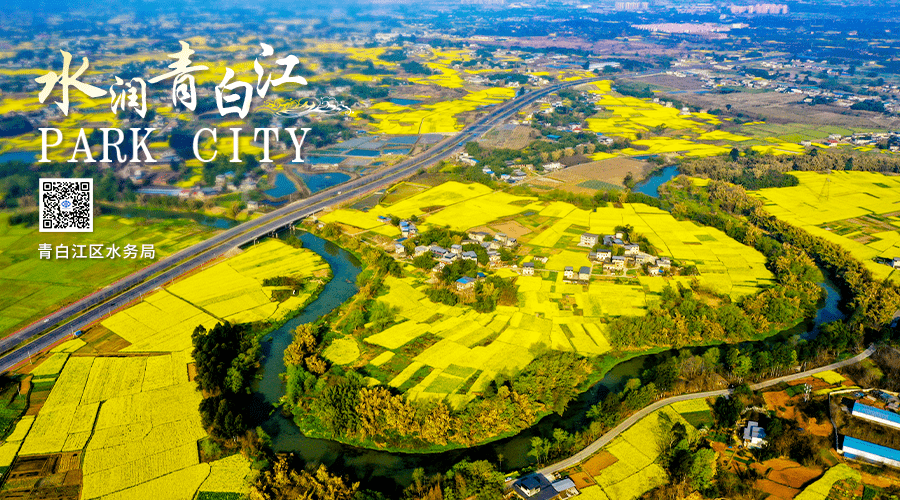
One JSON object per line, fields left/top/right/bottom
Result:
{"left": 495, "top": 233, "right": 508, "bottom": 244}
{"left": 462, "top": 250, "right": 478, "bottom": 261}
{"left": 609, "top": 255, "right": 627, "bottom": 270}
{"left": 563, "top": 266, "right": 575, "bottom": 279}
{"left": 623, "top": 243, "right": 640, "bottom": 255}
{"left": 743, "top": 421, "right": 767, "bottom": 448}
{"left": 468, "top": 231, "right": 491, "bottom": 242}
{"left": 648, "top": 266, "right": 662, "bottom": 276}
{"left": 414, "top": 245, "right": 429, "bottom": 256}
{"left": 441, "top": 253, "right": 459, "bottom": 263}
{"left": 455, "top": 276, "right": 476, "bottom": 291}
{"left": 657, "top": 257, "right": 672, "bottom": 269}
{"left": 634, "top": 252, "right": 656, "bottom": 265}
{"left": 590, "top": 249, "right": 612, "bottom": 262}
{"left": 431, "top": 245, "right": 448, "bottom": 258}
{"left": 394, "top": 243, "right": 405, "bottom": 254}
{"left": 579, "top": 233, "right": 599, "bottom": 247}
{"left": 450, "top": 244, "right": 463, "bottom": 255}
{"left": 488, "top": 250, "right": 501, "bottom": 263}
{"left": 506, "top": 237, "right": 518, "bottom": 247}
{"left": 603, "top": 234, "right": 625, "bottom": 246}
{"left": 894, "top": 257, "right": 900, "bottom": 269}
{"left": 523, "top": 262, "right": 535, "bottom": 275}
{"left": 578, "top": 266, "right": 591, "bottom": 282}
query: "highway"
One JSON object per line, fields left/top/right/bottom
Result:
{"left": 535, "top": 345, "right": 878, "bottom": 477}
{"left": 0, "top": 76, "right": 601, "bottom": 373}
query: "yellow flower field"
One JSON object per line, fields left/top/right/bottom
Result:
{"left": 101, "top": 239, "right": 329, "bottom": 352}
{"left": 753, "top": 171, "right": 900, "bottom": 282}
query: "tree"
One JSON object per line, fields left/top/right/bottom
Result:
{"left": 689, "top": 448, "right": 717, "bottom": 490}
{"left": 712, "top": 395, "right": 743, "bottom": 428}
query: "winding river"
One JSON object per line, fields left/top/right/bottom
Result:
{"left": 246, "top": 231, "right": 846, "bottom": 494}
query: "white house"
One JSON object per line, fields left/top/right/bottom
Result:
{"left": 742, "top": 421, "right": 767, "bottom": 448}
{"left": 563, "top": 266, "right": 574, "bottom": 279}
{"left": 623, "top": 243, "right": 640, "bottom": 255}
{"left": 610, "top": 256, "right": 626, "bottom": 269}
{"left": 894, "top": 257, "right": 900, "bottom": 269}
{"left": 523, "top": 262, "right": 535, "bottom": 276}
{"left": 580, "top": 233, "right": 599, "bottom": 247}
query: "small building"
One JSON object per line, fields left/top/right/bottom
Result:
{"left": 580, "top": 233, "right": 599, "bottom": 247}
{"left": 394, "top": 243, "right": 405, "bottom": 254}
{"left": 523, "top": 262, "right": 535, "bottom": 276}
{"left": 488, "top": 250, "right": 501, "bottom": 263}
{"left": 591, "top": 249, "right": 612, "bottom": 262}
{"left": 623, "top": 243, "right": 640, "bottom": 255}
{"left": 495, "top": 233, "right": 508, "bottom": 243}
{"left": 450, "top": 244, "right": 463, "bottom": 255}
{"left": 657, "top": 257, "right": 672, "bottom": 268}
{"left": 462, "top": 250, "right": 479, "bottom": 261}
{"left": 414, "top": 245, "right": 429, "bottom": 256}
{"left": 610, "top": 255, "right": 627, "bottom": 269}
{"left": 489, "top": 240, "right": 502, "bottom": 250}
{"left": 431, "top": 245, "right": 448, "bottom": 258}
{"left": 743, "top": 421, "right": 767, "bottom": 448}
{"left": 455, "top": 276, "right": 476, "bottom": 291}
{"left": 468, "top": 231, "right": 490, "bottom": 242}
{"left": 563, "top": 266, "right": 574, "bottom": 279}
{"left": 506, "top": 237, "right": 518, "bottom": 247}
{"left": 841, "top": 436, "right": 900, "bottom": 468}
{"left": 894, "top": 257, "right": 900, "bottom": 269}
{"left": 550, "top": 478, "right": 579, "bottom": 499}
{"left": 246, "top": 200, "right": 259, "bottom": 211}
{"left": 648, "top": 266, "right": 662, "bottom": 276}
{"left": 441, "top": 253, "right": 459, "bottom": 263}
{"left": 852, "top": 402, "right": 900, "bottom": 431}
{"left": 578, "top": 266, "right": 591, "bottom": 282}
{"left": 635, "top": 252, "right": 656, "bottom": 265}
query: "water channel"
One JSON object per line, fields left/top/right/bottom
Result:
{"left": 246, "top": 230, "right": 846, "bottom": 494}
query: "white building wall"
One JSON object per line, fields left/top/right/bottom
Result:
{"left": 843, "top": 445, "right": 900, "bottom": 468}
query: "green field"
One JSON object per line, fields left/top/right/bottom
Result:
{"left": 0, "top": 214, "right": 218, "bottom": 337}
{"left": 752, "top": 171, "right": 900, "bottom": 283}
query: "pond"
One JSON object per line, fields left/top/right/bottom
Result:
{"left": 0, "top": 151, "right": 36, "bottom": 164}
{"left": 248, "top": 231, "right": 846, "bottom": 496}
{"left": 264, "top": 172, "right": 298, "bottom": 198}
{"left": 633, "top": 165, "right": 680, "bottom": 198}
{"left": 388, "top": 98, "right": 421, "bottom": 106}
{"left": 297, "top": 171, "right": 351, "bottom": 194}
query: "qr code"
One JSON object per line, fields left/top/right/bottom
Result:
{"left": 39, "top": 178, "right": 93, "bottom": 232}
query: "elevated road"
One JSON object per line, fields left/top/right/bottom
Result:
{"left": 0, "top": 77, "right": 601, "bottom": 373}
{"left": 536, "top": 345, "right": 878, "bottom": 477}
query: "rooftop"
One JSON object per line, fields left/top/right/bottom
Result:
{"left": 842, "top": 435, "right": 900, "bottom": 463}
{"left": 853, "top": 402, "right": 900, "bottom": 427}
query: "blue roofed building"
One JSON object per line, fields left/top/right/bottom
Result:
{"left": 852, "top": 402, "right": 900, "bottom": 431}
{"left": 510, "top": 473, "right": 580, "bottom": 499}
{"left": 455, "top": 276, "right": 476, "bottom": 291}
{"left": 841, "top": 436, "right": 900, "bottom": 468}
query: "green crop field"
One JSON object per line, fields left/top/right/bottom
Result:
{"left": 0, "top": 214, "right": 218, "bottom": 338}
{"left": 753, "top": 171, "right": 900, "bottom": 283}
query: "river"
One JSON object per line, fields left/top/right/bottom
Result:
{"left": 245, "top": 231, "right": 846, "bottom": 494}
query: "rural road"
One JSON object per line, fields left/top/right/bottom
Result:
{"left": 536, "top": 344, "right": 878, "bottom": 476}
{"left": 0, "top": 76, "right": 604, "bottom": 373}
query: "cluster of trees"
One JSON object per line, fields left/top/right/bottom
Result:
{"left": 250, "top": 456, "right": 358, "bottom": 500}
{"left": 192, "top": 322, "right": 259, "bottom": 439}
{"left": 401, "top": 460, "right": 505, "bottom": 500}
{"left": 0, "top": 161, "right": 136, "bottom": 209}
{"left": 0, "top": 114, "right": 33, "bottom": 137}
{"left": 680, "top": 148, "right": 900, "bottom": 190}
